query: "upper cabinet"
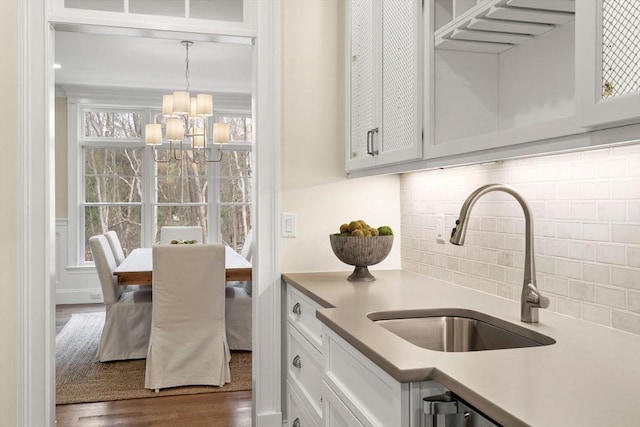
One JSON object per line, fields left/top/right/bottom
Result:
{"left": 347, "top": 0, "right": 639, "bottom": 176}
{"left": 346, "top": 0, "right": 423, "bottom": 172}
{"left": 429, "top": 0, "right": 583, "bottom": 160}
{"left": 576, "top": 0, "right": 640, "bottom": 129}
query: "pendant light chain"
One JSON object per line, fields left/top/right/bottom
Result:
{"left": 183, "top": 40, "right": 193, "bottom": 93}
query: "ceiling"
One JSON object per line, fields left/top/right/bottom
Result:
{"left": 54, "top": 30, "right": 253, "bottom": 94}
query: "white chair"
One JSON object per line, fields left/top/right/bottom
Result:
{"left": 225, "top": 286, "right": 252, "bottom": 350}
{"left": 224, "top": 229, "right": 252, "bottom": 350}
{"left": 239, "top": 228, "right": 253, "bottom": 262}
{"left": 159, "top": 226, "right": 203, "bottom": 244}
{"left": 89, "top": 235, "right": 152, "bottom": 362}
{"left": 104, "top": 230, "right": 126, "bottom": 266}
{"left": 229, "top": 228, "right": 253, "bottom": 295}
{"left": 145, "top": 244, "right": 231, "bottom": 391}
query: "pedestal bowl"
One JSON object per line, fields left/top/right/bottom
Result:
{"left": 329, "top": 234, "right": 394, "bottom": 281}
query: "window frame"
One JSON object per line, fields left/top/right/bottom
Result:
{"left": 68, "top": 97, "right": 253, "bottom": 266}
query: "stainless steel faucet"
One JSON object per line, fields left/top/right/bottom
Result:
{"left": 450, "top": 184, "right": 550, "bottom": 323}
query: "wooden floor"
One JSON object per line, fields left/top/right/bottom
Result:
{"left": 56, "top": 391, "right": 253, "bottom": 426}
{"left": 56, "top": 304, "right": 253, "bottom": 426}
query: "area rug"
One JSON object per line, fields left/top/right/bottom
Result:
{"left": 56, "top": 312, "right": 252, "bottom": 405}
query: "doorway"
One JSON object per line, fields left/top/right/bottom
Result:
{"left": 18, "top": 1, "right": 282, "bottom": 424}
{"left": 53, "top": 26, "right": 254, "bottom": 409}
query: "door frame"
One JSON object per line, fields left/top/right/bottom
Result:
{"left": 17, "top": 1, "right": 282, "bottom": 425}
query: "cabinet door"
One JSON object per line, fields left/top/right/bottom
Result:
{"left": 323, "top": 382, "right": 365, "bottom": 427}
{"left": 347, "top": 0, "right": 379, "bottom": 170}
{"left": 379, "top": 0, "right": 423, "bottom": 164}
{"left": 287, "top": 380, "right": 320, "bottom": 427}
{"left": 576, "top": 0, "right": 640, "bottom": 128}
{"left": 346, "top": 0, "right": 423, "bottom": 173}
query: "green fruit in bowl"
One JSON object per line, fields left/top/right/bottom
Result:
{"left": 334, "top": 220, "right": 393, "bottom": 237}
{"left": 378, "top": 226, "right": 393, "bottom": 236}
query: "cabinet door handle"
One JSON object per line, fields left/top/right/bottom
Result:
{"left": 292, "top": 355, "right": 302, "bottom": 368}
{"left": 292, "top": 302, "right": 302, "bottom": 315}
{"left": 367, "top": 127, "right": 379, "bottom": 156}
{"left": 292, "top": 418, "right": 301, "bottom": 427}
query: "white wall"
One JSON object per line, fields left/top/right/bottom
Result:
{"left": 0, "top": 1, "right": 19, "bottom": 425}
{"left": 281, "top": 0, "right": 401, "bottom": 274}
{"left": 401, "top": 142, "right": 640, "bottom": 335}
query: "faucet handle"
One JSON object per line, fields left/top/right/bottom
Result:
{"left": 526, "top": 283, "right": 550, "bottom": 309}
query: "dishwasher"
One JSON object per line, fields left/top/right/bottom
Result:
{"left": 422, "top": 387, "right": 501, "bottom": 427}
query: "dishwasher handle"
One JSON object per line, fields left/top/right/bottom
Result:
{"left": 423, "top": 394, "right": 469, "bottom": 427}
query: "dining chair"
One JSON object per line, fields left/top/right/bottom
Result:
{"left": 159, "top": 226, "right": 203, "bottom": 244}
{"left": 240, "top": 228, "right": 253, "bottom": 262}
{"left": 225, "top": 229, "right": 252, "bottom": 350}
{"left": 225, "top": 285, "right": 252, "bottom": 350}
{"left": 89, "top": 234, "right": 152, "bottom": 362}
{"left": 104, "top": 230, "right": 151, "bottom": 291}
{"left": 145, "top": 244, "right": 231, "bottom": 391}
{"left": 104, "top": 230, "right": 126, "bottom": 266}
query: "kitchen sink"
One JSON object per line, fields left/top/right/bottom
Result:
{"left": 368, "top": 308, "right": 555, "bottom": 352}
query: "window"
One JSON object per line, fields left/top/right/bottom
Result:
{"left": 217, "top": 113, "right": 253, "bottom": 252}
{"left": 76, "top": 104, "right": 252, "bottom": 263}
{"left": 81, "top": 109, "right": 144, "bottom": 261}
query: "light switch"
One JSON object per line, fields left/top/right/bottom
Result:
{"left": 282, "top": 213, "right": 297, "bottom": 238}
{"left": 436, "top": 214, "right": 445, "bottom": 244}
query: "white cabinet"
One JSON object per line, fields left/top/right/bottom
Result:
{"left": 575, "top": 0, "right": 640, "bottom": 128}
{"left": 428, "top": 0, "right": 583, "bottom": 161}
{"left": 322, "top": 327, "right": 410, "bottom": 427}
{"left": 349, "top": 0, "right": 639, "bottom": 176}
{"left": 426, "top": 0, "right": 639, "bottom": 163}
{"left": 322, "top": 383, "right": 364, "bottom": 427}
{"left": 282, "top": 282, "right": 500, "bottom": 426}
{"left": 285, "top": 284, "right": 325, "bottom": 426}
{"left": 346, "top": 0, "right": 423, "bottom": 172}
{"left": 288, "top": 379, "right": 320, "bottom": 427}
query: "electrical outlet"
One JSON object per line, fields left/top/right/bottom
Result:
{"left": 436, "top": 214, "right": 445, "bottom": 244}
{"left": 90, "top": 292, "right": 102, "bottom": 300}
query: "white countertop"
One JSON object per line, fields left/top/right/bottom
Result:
{"left": 282, "top": 270, "right": 640, "bottom": 427}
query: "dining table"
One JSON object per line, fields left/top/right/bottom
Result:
{"left": 113, "top": 246, "right": 252, "bottom": 286}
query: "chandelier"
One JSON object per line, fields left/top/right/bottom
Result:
{"left": 145, "top": 40, "right": 229, "bottom": 163}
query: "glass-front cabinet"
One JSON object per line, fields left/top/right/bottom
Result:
{"left": 346, "top": 0, "right": 423, "bottom": 172}
{"left": 348, "top": 0, "right": 639, "bottom": 176}
{"left": 576, "top": 0, "right": 640, "bottom": 128}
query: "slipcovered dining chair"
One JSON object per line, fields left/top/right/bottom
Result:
{"left": 224, "top": 229, "right": 252, "bottom": 350}
{"left": 145, "top": 244, "right": 231, "bottom": 391}
{"left": 89, "top": 234, "right": 152, "bottom": 362}
{"left": 104, "top": 230, "right": 126, "bottom": 266}
{"left": 159, "top": 226, "right": 203, "bottom": 244}
{"left": 104, "top": 230, "right": 151, "bottom": 291}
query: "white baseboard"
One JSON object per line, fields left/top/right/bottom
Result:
{"left": 56, "top": 289, "right": 103, "bottom": 305}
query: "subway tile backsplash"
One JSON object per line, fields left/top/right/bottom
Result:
{"left": 400, "top": 142, "right": 640, "bottom": 335}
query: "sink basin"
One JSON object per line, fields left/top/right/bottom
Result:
{"left": 368, "top": 309, "right": 555, "bottom": 352}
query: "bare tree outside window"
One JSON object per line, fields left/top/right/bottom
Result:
{"left": 217, "top": 115, "right": 253, "bottom": 253}
{"left": 80, "top": 108, "right": 253, "bottom": 262}
{"left": 155, "top": 148, "right": 209, "bottom": 243}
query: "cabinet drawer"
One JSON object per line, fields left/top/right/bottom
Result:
{"left": 287, "top": 285, "right": 323, "bottom": 350}
{"left": 323, "top": 381, "right": 364, "bottom": 427}
{"left": 287, "top": 379, "right": 320, "bottom": 427}
{"left": 287, "top": 324, "right": 323, "bottom": 424}
{"left": 323, "top": 328, "right": 408, "bottom": 427}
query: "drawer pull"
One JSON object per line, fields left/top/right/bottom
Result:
{"left": 292, "top": 417, "right": 301, "bottom": 427}
{"left": 292, "top": 355, "right": 302, "bottom": 368}
{"left": 292, "top": 302, "right": 302, "bottom": 315}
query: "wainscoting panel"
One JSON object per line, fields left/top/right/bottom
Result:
{"left": 56, "top": 219, "right": 102, "bottom": 305}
